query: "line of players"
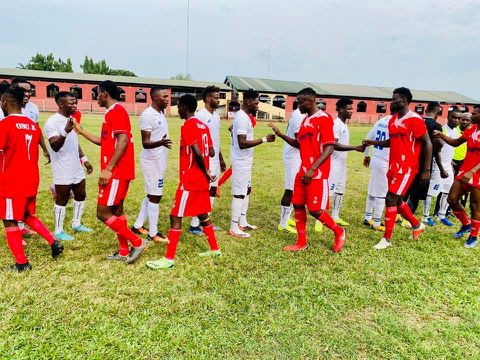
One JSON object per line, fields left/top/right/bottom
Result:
{"left": 1, "top": 79, "right": 479, "bottom": 272}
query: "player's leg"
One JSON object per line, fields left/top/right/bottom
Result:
{"left": 2, "top": 219, "right": 31, "bottom": 271}
{"left": 132, "top": 197, "right": 149, "bottom": 235}
{"left": 216, "top": 167, "right": 232, "bottom": 197}
{"left": 374, "top": 191, "right": 398, "bottom": 249}
{"left": 422, "top": 171, "right": 441, "bottom": 226}
{"left": 239, "top": 185, "right": 256, "bottom": 231}
{"left": 146, "top": 194, "right": 167, "bottom": 242}
{"left": 364, "top": 193, "right": 375, "bottom": 226}
{"left": 283, "top": 175, "right": 308, "bottom": 251}
{"left": 53, "top": 184, "right": 74, "bottom": 240}
{"left": 278, "top": 161, "right": 297, "bottom": 233}
{"left": 447, "top": 181, "right": 471, "bottom": 238}
{"left": 465, "top": 187, "right": 480, "bottom": 248}
{"left": 71, "top": 179, "right": 92, "bottom": 233}
{"left": 132, "top": 163, "right": 157, "bottom": 235}
{"left": 198, "top": 212, "right": 221, "bottom": 257}
{"left": 229, "top": 164, "right": 251, "bottom": 238}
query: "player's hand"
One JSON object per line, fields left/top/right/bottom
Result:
{"left": 355, "top": 144, "right": 366, "bottom": 152}
{"left": 43, "top": 151, "right": 51, "bottom": 165}
{"left": 228, "top": 124, "right": 233, "bottom": 133}
{"left": 302, "top": 169, "right": 314, "bottom": 185}
{"left": 363, "top": 156, "right": 371, "bottom": 168}
{"left": 419, "top": 169, "right": 431, "bottom": 184}
{"left": 433, "top": 130, "right": 444, "bottom": 138}
{"left": 73, "top": 121, "right": 83, "bottom": 135}
{"left": 267, "top": 122, "right": 281, "bottom": 136}
{"left": 160, "top": 134, "right": 172, "bottom": 149}
{"left": 440, "top": 169, "right": 449, "bottom": 179}
{"left": 362, "top": 139, "right": 373, "bottom": 146}
{"left": 220, "top": 158, "right": 227, "bottom": 172}
{"left": 266, "top": 133, "right": 276, "bottom": 142}
{"left": 84, "top": 161, "right": 93, "bottom": 175}
{"left": 65, "top": 118, "right": 75, "bottom": 133}
{"left": 461, "top": 170, "right": 473, "bottom": 184}
{"left": 99, "top": 169, "right": 112, "bottom": 186}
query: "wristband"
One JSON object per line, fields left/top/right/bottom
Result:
{"left": 262, "top": 137, "right": 267, "bottom": 143}
{"left": 60, "top": 128, "right": 68, "bottom": 137}
{"left": 80, "top": 156, "right": 88, "bottom": 165}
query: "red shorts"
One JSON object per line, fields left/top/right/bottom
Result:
{"left": 0, "top": 197, "right": 36, "bottom": 221}
{"left": 388, "top": 171, "right": 416, "bottom": 196}
{"left": 292, "top": 176, "right": 329, "bottom": 212}
{"left": 171, "top": 185, "right": 211, "bottom": 217}
{"left": 456, "top": 171, "right": 480, "bottom": 189}
{"left": 98, "top": 179, "right": 131, "bottom": 206}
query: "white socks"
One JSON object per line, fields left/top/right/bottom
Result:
{"left": 422, "top": 196, "right": 432, "bottom": 220}
{"left": 364, "top": 194, "right": 375, "bottom": 221}
{"left": 230, "top": 197, "right": 243, "bottom": 231}
{"left": 134, "top": 197, "right": 149, "bottom": 229}
{"left": 438, "top": 192, "right": 449, "bottom": 219}
{"left": 54, "top": 204, "right": 66, "bottom": 234}
{"left": 147, "top": 201, "right": 160, "bottom": 237}
{"left": 239, "top": 195, "right": 250, "bottom": 227}
{"left": 72, "top": 200, "right": 85, "bottom": 228}
{"left": 331, "top": 193, "right": 343, "bottom": 220}
{"left": 373, "top": 197, "right": 385, "bottom": 227}
{"left": 279, "top": 204, "right": 293, "bottom": 227}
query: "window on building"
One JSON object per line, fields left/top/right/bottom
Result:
{"left": 29, "top": 83, "right": 36, "bottom": 97}
{"left": 460, "top": 105, "right": 469, "bottom": 113}
{"left": 273, "top": 95, "right": 285, "bottom": 109}
{"left": 357, "top": 101, "right": 367, "bottom": 113}
{"left": 70, "top": 85, "right": 82, "bottom": 99}
{"left": 135, "top": 89, "right": 147, "bottom": 103}
{"left": 219, "top": 92, "right": 227, "bottom": 99}
{"left": 415, "top": 104, "right": 424, "bottom": 115}
{"left": 46, "top": 83, "right": 59, "bottom": 98}
{"left": 91, "top": 86, "right": 98, "bottom": 100}
{"left": 376, "top": 102, "right": 386, "bottom": 113}
{"left": 170, "top": 87, "right": 202, "bottom": 106}
{"left": 438, "top": 106, "right": 443, "bottom": 116}
{"left": 293, "top": 100, "right": 298, "bottom": 110}
{"left": 118, "top": 87, "right": 126, "bottom": 102}
{"left": 449, "top": 105, "right": 459, "bottom": 111}
{"left": 259, "top": 95, "right": 271, "bottom": 104}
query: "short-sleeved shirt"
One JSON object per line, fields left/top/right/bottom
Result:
{"left": 100, "top": 103, "right": 135, "bottom": 180}
{"left": 179, "top": 117, "right": 213, "bottom": 191}
{"left": 331, "top": 117, "right": 350, "bottom": 164}
{"left": 364, "top": 115, "right": 391, "bottom": 162}
{"left": 231, "top": 109, "right": 254, "bottom": 163}
{"left": 0, "top": 114, "right": 41, "bottom": 197}
{"left": 139, "top": 106, "right": 169, "bottom": 165}
{"left": 22, "top": 101, "right": 40, "bottom": 123}
{"left": 437, "top": 124, "right": 458, "bottom": 168}
{"left": 44, "top": 113, "right": 84, "bottom": 182}
{"left": 459, "top": 125, "right": 480, "bottom": 175}
{"left": 388, "top": 111, "right": 427, "bottom": 175}
{"left": 423, "top": 117, "right": 442, "bottom": 170}
{"left": 297, "top": 110, "right": 335, "bottom": 180}
{"left": 196, "top": 107, "right": 221, "bottom": 163}
{"left": 283, "top": 108, "right": 304, "bottom": 163}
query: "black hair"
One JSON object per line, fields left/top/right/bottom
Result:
{"left": 426, "top": 101, "right": 441, "bottom": 112}
{"left": 203, "top": 85, "right": 220, "bottom": 101}
{"left": 393, "top": 87, "right": 413, "bottom": 104}
{"left": 473, "top": 104, "right": 480, "bottom": 110}
{"left": 11, "top": 77, "right": 28, "bottom": 86}
{"left": 0, "top": 82, "right": 9, "bottom": 96}
{"left": 298, "top": 87, "right": 317, "bottom": 98}
{"left": 448, "top": 108, "right": 462, "bottom": 117}
{"left": 243, "top": 89, "right": 259, "bottom": 101}
{"left": 336, "top": 98, "right": 353, "bottom": 110}
{"left": 4, "top": 86, "right": 26, "bottom": 108}
{"left": 150, "top": 87, "right": 167, "bottom": 98}
{"left": 98, "top": 80, "right": 119, "bottom": 100}
{"left": 55, "top": 91, "right": 75, "bottom": 103}
{"left": 178, "top": 94, "right": 197, "bottom": 112}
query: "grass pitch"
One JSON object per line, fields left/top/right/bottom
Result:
{"left": 0, "top": 113, "right": 479, "bottom": 359}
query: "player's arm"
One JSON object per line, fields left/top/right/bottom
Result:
{"left": 39, "top": 132, "right": 50, "bottom": 163}
{"left": 78, "top": 144, "right": 93, "bottom": 175}
{"left": 267, "top": 122, "right": 299, "bottom": 148}
{"left": 362, "top": 138, "right": 390, "bottom": 148}
{"left": 419, "top": 133, "right": 433, "bottom": 184}
{"left": 237, "top": 133, "right": 275, "bottom": 149}
{"left": 433, "top": 130, "right": 466, "bottom": 147}
{"left": 362, "top": 127, "right": 376, "bottom": 167}
{"left": 74, "top": 121, "right": 101, "bottom": 146}
{"left": 219, "top": 149, "right": 226, "bottom": 172}
{"left": 191, "top": 143, "right": 215, "bottom": 182}
{"left": 99, "top": 133, "right": 128, "bottom": 185}
{"left": 141, "top": 130, "right": 172, "bottom": 149}
{"left": 48, "top": 118, "right": 75, "bottom": 152}
{"left": 302, "top": 144, "right": 335, "bottom": 184}
{"left": 334, "top": 142, "right": 365, "bottom": 152}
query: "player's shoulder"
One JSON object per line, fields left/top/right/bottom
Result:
{"left": 26, "top": 101, "right": 39, "bottom": 112}
{"left": 234, "top": 109, "right": 249, "bottom": 122}
{"left": 407, "top": 110, "right": 423, "bottom": 120}
{"left": 108, "top": 103, "right": 128, "bottom": 116}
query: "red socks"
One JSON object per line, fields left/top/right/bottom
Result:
{"left": 218, "top": 168, "right": 232, "bottom": 187}
{"left": 295, "top": 208, "right": 307, "bottom": 247}
{"left": 384, "top": 206, "right": 397, "bottom": 240}
{"left": 116, "top": 215, "right": 130, "bottom": 256}
{"left": 453, "top": 210, "right": 470, "bottom": 226}
{"left": 5, "top": 226, "right": 27, "bottom": 264}
{"left": 24, "top": 215, "right": 54, "bottom": 245}
{"left": 318, "top": 211, "right": 343, "bottom": 236}
{"left": 165, "top": 228, "right": 182, "bottom": 260}
{"left": 471, "top": 219, "right": 480, "bottom": 237}
{"left": 202, "top": 224, "right": 219, "bottom": 251}
{"left": 105, "top": 215, "right": 142, "bottom": 248}
{"left": 398, "top": 202, "right": 420, "bottom": 229}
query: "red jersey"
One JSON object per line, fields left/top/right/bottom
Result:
{"left": 179, "top": 117, "right": 213, "bottom": 191}
{"left": 100, "top": 103, "right": 135, "bottom": 180}
{"left": 0, "top": 114, "right": 41, "bottom": 197}
{"left": 72, "top": 110, "right": 82, "bottom": 124}
{"left": 458, "top": 124, "right": 480, "bottom": 186}
{"left": 388, "top": 111, "right": 426, "bottom": 175}
{"left": 296, "top": 110, "right": 335, "bottom": 180}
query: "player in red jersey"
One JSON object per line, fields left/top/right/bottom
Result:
{"left": 146, "top": 94, "right": 221, "bottom": 270}
{"left": 269, "top": 88, "right": 346, "bottom": 252}
{"left": 363, "top": 87, "right": 432, "bottom": 249}
{"left": 434, "top": 113, "right": 480, "bottom": 248}
{"left": 75, "top": 81, "right": 147, "bottom": 263}
{"left": 0, "top": 86, "right": 63, "bottom": 272}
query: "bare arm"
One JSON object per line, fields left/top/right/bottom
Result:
{"left": 267, "top": 122, "right": 299, "bottom": 148}
{"left": 433, "top": 130, "right": 466, "bottom": 147}
{"left": 98, "top": 133, "right": 128, "bottom": 185}
{"left": 334, "top": 142, "right": 365, "bottom": 152}
{"left": 78, "top": 144, "right": 93, "bottom": 175}
{"left": 141, "top": 130, "right": 172, "bottom": 149}
{"left": 363, "top": 139, "right": 390, "bottom": 148}
{"left": 191, "top": 143, "right": 214, "bottom": 182}
{"left": 419, "top": 133, "right": 433, "bottom": 184}
{"left": 237, "top": 133, "right": 275, "bottom": 149}
{"left": 74, "top": 121, "right": 101, "bottom": 146}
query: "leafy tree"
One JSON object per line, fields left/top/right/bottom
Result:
{"left": 18, "top": 53, "right": 73, "bottom": 72}
{"left": 170, "top": 73, "right": 193, "bottom": 81}
{"left": 80, "top": 56, "right": 136, "bottom": 77}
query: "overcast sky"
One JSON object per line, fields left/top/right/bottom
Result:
{"left": 2, "top": 0, "right": 479, "bottom": 99}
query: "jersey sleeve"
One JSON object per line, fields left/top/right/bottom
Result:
{"left": 318, "top": 115, "right": 335, "bottom": 145}
{"left": 139, "top": 111, "right": 152, "bottom": 131}
{"left": 43, "top": 118, "right": 60, "bottom": 139}
{"left": 206, "top": 127, "right": 213, "bottom": 149}
{"left": 411, "top": 117, "right": 427, "bottom": 139}
{"left": 461, "top": 126, "right": 474, "bottom": 140}
{"left": 236, "top": 114, "right": 250, "bottom": 135}
{"left": 110, "top": 108, "right": 131, "bottom": 135}
{"left": 182, "top": 121, "right": 198, "bottom": 146}
{"left": 333, "top": 120, "right": 342, "bottom": 140}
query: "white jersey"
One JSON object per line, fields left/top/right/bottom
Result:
{"left": 44, "top": 113, "right": 84, "bottom": 184}
{"left": 0, "top": 108, "right": 4, "bottom": 120}
{"left": 139, "top": 106, "right": 169, "bottom": 165}
{"left": 282, "top": 108, "right": 303, "bottom": 163}
{"left": 364, "top": 115, "right": 391, "bottom": 162}
{"left": 196, "top": 107, "right": 221, "bottom": 161}
{"left": 22, "top": 101, "right": 39, "bottom": 123}
{"left": 231, "top": 109, "right": 254, "bottom": 163}
{"left": 439, "top": 124, "right": 458, "bottom": 167}
{"left": 331, "top": 117, "right": 349, "bottom": 164}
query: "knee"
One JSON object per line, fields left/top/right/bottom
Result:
{"left": 74, "top": 191, "right": 86, "bottom": 202}
{"left": 309, "top": 209, "right": 322, "bottom": 218}
{"left": 447, "top": 195, "right": 458, "bottom": 207}
{"left": 96, "top": 208, "right": 109, "bottom": 222}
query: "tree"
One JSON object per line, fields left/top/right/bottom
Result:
{"left": 170, "top": 73, "right": 193, "bottom": 81}
{"left": 80, "top": 56, "right": 136, "bottom": 77}
{"left": 18, "top": 53, "right": 73, "bottom": 72}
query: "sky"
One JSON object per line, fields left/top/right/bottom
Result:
{"left": 1, "top": 0, "right": 479, "bottom": 99}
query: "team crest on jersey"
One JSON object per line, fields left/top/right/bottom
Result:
{"left": 197, "top": 123, "right": 207, "bottom": 130}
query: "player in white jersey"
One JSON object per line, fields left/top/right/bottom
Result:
{"left": 272, "top": 108, "right": 304, "bottom": 234}
{"left": 132, "top": 88, "right": 172, "bottom": 242}
{"left": 189, "top": 86, "right": 227, "bottom": 235}
{"left": 363, "top": 114, "right": 391, "bottom": 231}
{"left": 435, "top": 109, "right": 461, "bottom": 225}
{"left": 44, "top": 92, "right": 93, "bottom": 240}
{"left": 328, "top": 98, "right": 364, "bottom": 227}
{"left": 228, "top": 89, "right": 275, "bottom": 238}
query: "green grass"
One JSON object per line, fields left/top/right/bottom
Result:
{"left": 0, "top": 113, "right": 479, "bottom": 359}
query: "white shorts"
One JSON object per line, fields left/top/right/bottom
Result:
{"left": 284, "top": 160, "right": 301, "bottom": 191}
{"left": 53, "top": 171, "right": 85, "bottom": 186}
{"left": 368, "top": 158, "right": 388, "bottom": 198}
{"left": 231, "top": 160, "right": 252, "bottom": 196}
{"left": 209, "top": 158, "right": 221, "bottom": 187}
{"left": 428, "top": 168, "right": 442, "bottom": 197}
{"left": 441, "top": 166, "right": 454, "bottom": 193}
{"left": 329, "top": 161, "right": 347, "bottom": 194}
{"left": 141, "top": 157, "right": 167, "bottom": 196}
